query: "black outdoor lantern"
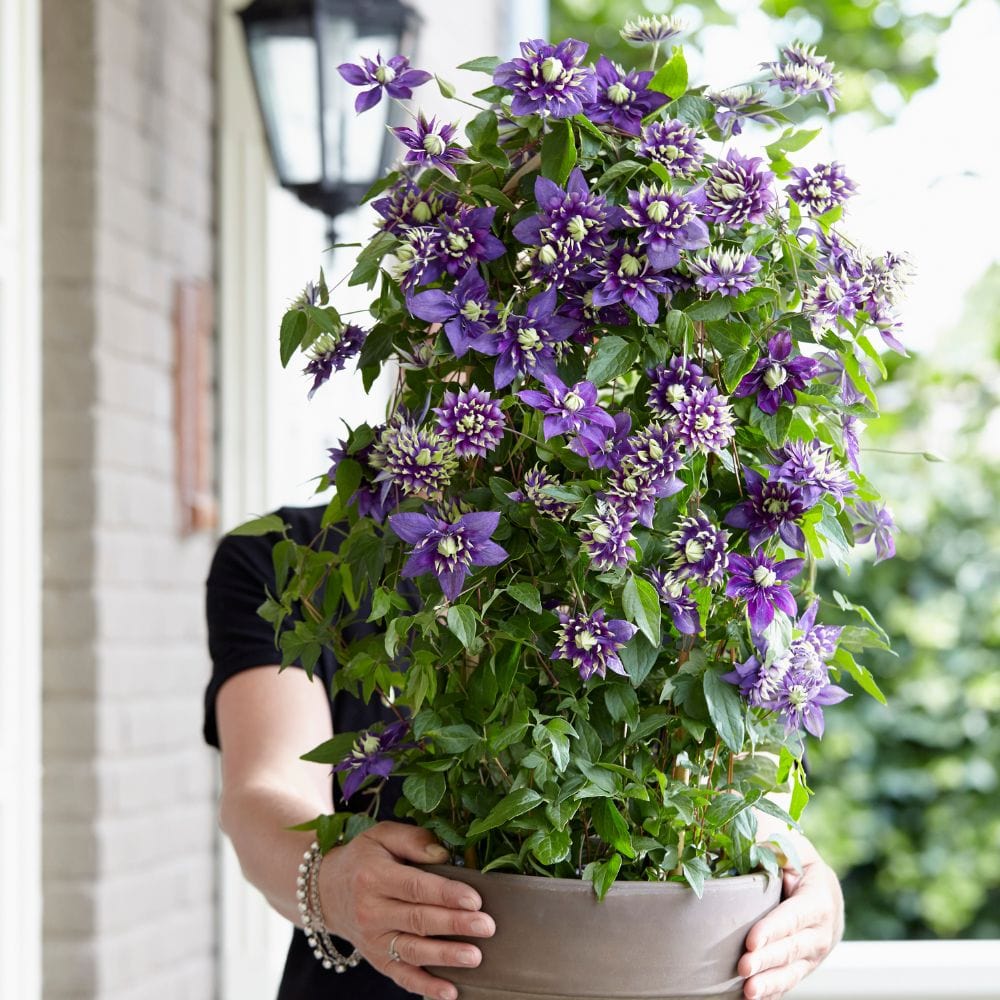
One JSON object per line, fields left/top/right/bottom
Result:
{"left": 238, "top": 0, "right": 421, "bottom": 225}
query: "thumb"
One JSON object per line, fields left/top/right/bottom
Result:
{"left": 364, "top": 821, "right": 451, "bottom": 864}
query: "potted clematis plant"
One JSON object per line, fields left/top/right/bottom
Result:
{"left": 244, "top": 12, "right": 906, "bottom": 1000}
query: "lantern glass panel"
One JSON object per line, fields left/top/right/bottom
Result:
{"left": 318, "top": 17, "right": 395, "bottom": 188}
{"left": 245, "top": 19, "right": 322, "bottom": 185}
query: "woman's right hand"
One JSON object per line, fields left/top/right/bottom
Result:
{"left": 320, "top": 821, "right": 496, "bottom": 1000}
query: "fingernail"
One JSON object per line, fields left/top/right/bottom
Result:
{"left": 439, "top": 988, "right": 457, "bottom": 1000}
{"left": 746, "top": 957, "right": 759, "bottom": 976}
{"left": 470, "top": 916, "right": 492, "bottom": 935}
{"left": 460, "top": 893, "right": 481, "bottom": 911}
{"left": 426, "top": 844, "right": 450, "bottom": 861}
{"left": 458, "top": 948, "right": 480, "bottom": 966}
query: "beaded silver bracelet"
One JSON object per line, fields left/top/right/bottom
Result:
{"left": 296, "top": 840, "right": 362, "bottom": 973}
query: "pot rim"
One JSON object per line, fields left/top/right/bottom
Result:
{"left": 422, "top": 863, "right": 779, "bottom": 897}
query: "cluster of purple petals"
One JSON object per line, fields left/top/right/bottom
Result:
{"left": 646, "top": 568, "right": 700, "bottom": 635}
{"left": 725, "top": 551, "right": 803, "bottom": 633}
{"left": 373, "top": 180, "right": 456, "bottom": 234}
{"left": 787, "top": 162, "right": 856, "bottom": 216}
{"left": 672, "top": 385, "right": 736, "bottom": 455}
{"left": 601, "top": 464, "right": 676, "bottom": 528}
{"left": 690, "top": 150, "right": 776, "bottom": 228}
{"left": 852, "top": 500, "right": 896, "bottom": 562}
{"left": 637, "top": 120, "right": 704, "bottom": 176}
{"left": 337, "top": 54, "right": 431, "bottom": 114}
{"left": 303, "top": 324, "right": 366, "bottom": 398}
{"left": 579, "top": 501, "right": 637, "bottom": 571}
{"left": 669, "top": 512, "right": 729, "bottom": 587}
{"left": 392, "top": 114, "right": 470, "bottom": 181}
{"left": 647, "top": 356, "right": 710, "bottom": 417}
{"left": 762, "top": 43, "right": 839, "bottom": 113}
{"left": 389, "top": 509, "right": 507, "bottom": 602}
{"left": 624, "top": 185, "right": 709, "bottom": 270}
{"left": 623, "top": 422, "right": 684, "bottom": 495}
{"left": 586, "top": 56, "right": 668, "bottom": 135}
{"left": 371, "top": 420, "right": 457, "bottom": 499}
{"left": 493, "top": 38, "right": 597, "bottom": 119}
{"left": 725, "top": 466, "right": 815, "bottom": 551}
{"left": 407, "top": 267, "right": 499, "bottom": 357}
{"left": 326, "top": 435, "right": 401, "bottom": 523}
{"left": 519, "top": 374, "right": 616, "bottom": 460}
{"left": 551, "top": 608, "right": 637, "bottom": 680}
{"left": 734, "top": 330, "right": 821, "bottom": 414}
{"left": 332, "top": 720, "right": 413, "bottom": 800}
{"left": 768, "top": 439, "right": 855, "bottom": 504}
{"left": 433, "top": 385, "right": 506, "bottom": 458}
{"left": 507, "top": 466, "right": 573, "bottom": 519}
{"left": 688, "top": 249, "right": 760, "bottom": 297}
{"left": 591, "top": 243, "right": 673, "bottom": 324}
{"left": 706, "top": 87, "right": 777, "bottom": 138}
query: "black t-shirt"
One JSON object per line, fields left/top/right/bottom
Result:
{"left": 203, "top": 505, "right": 410, "bottom": 999}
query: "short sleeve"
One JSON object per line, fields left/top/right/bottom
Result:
{"left": 203, "top": 527, "right": 291, "bottom": 748}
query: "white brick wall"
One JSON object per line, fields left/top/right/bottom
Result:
{"left": 41, "top": 1, "right": 218, "bottom": 997}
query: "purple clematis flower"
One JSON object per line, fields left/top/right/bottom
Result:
{"left": 705, "top": 86, "right": 777, "bottom": 138}
{"left": 507, "top": 465, "right": 573, "bottom": 520}
{"left": 725, "top": 467, "right": 815, "bottom": 551}
{"left": 852, "top": 501, "right": 896, "bottom": 563}
{"left": 373, "top": 179, "right": 456, "bottom": 234}
{"left": 647, "top": 568, "right": 701, "bottom": 635}
{"left": 303, "top": 324, "right": 366, "bottom": 398}
{"left": 734, "top": 330, "right": 821, "bottom": 414}
{"left": 406, "top": 267, "right": 498, "bottom": 357}
{"left": 433, "top": 385, "right": 506, "bottom": 458}
{"left": 802, "top": 268, "right": 866, "bottom": 332}
{"left": 518, "top": 373, "right": 616, "bottom": 448}
{"left": 392, "top": 113, "right": 470, "bottom": 181}
{"left": 726, "top": 551, "right": 803, "bottom": 633}
{"left": 493, "top": 38, "right": 597, "bottom": 119}
{"left": 337, "top": 54, "right": 432, "bottom": 114}
{"left": 552, "top": 608, "right": 637, "bottom": 681}
{"left": 582, "top": 411, "right": 632, "bottom": 470}
{"left": 371, "top": 420, "right": 457, "bottom": 499}
{"left": 762, "top": 43, "right": 839, "bottom": 113}
{"left": 622, "top": 422, "right": 684, "bottom": 494}
{"left": 482, "top": 286, "right": 579, "bottom": 388}
{"left": 646, "top": 356, "right": 710, "bottom": 417}
{"left": 513, "top": 168, "right": 619, "bottom": 258}
{"left": 332, "top": 720, "right": 413, "bottom": 800}
{"left": 671, "top": 385, "right": 736, "bottom": 455}
{"left": 769, "top": 667, "right": 849, "bottom": 738}
{"left": 389, "top": 509, "right": 508, "bottom": 602}
{"left": 690, "top": 150, "right": 776, "bottom": 229}
{"left": 767, "top": 439, "right": 855, "bottom": 503}
{"left": 624, "top": 185, "right": 709, "bottom": 271}
{"left": 669, "top": 512, "right": 729, "bottom": 587}
{"left": 620, "top": 14, "right": 685, "bottom": 45}
{"left": 591, "top": 243, "right": 673, "bottom": 324}
{"left": 578, "top": 500, "right": 637, "bottom": 572}
{"left": 585, "top": 56, "right": 668, "bottom": 136}
{"left": 688, "top": 248, "right": 761, "bottom": 297}
{"left": 787, "top": 162, "right": 857, "bottom": 216}
{"left": 426, "top": 206, "right": 506, "bottom": 281}
{"left": 601, "top": 465, "right": 675, "bottom": 529}
{"left": 637, "top": 119, "right": 705, "bottom": 177}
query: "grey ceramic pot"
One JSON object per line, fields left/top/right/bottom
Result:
{"left": 421, "top": 864, "right": 781, "bottom": 1000}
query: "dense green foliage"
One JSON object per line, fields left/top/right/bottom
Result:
{"left": 804, "top": 267, "right": 1000, "bottom": 939}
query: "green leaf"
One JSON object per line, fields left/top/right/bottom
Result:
{"left": 357, "top": 324, "right": 394, "bottom": 369}
{"left": 540, "top": 119, "right": 576, "bottom": 184}
{"left": 465, "top": 110, "right": 499, "bottom": 150}
{"left": 722, "top": 347, "right": 760, "bottom": 393}
{"left": 666, "top": 94, "right": 713, "bottom": 128}
{"left": 583, "top": 852, "right": 622, "bottom": 900}
{"left": 682, "top": 857, "right": 712, "bottom": 898}
{"left": 471, "top": 184, "right": 517, "bottom": 213}
{"left": 467, "top": 787, "right": 543, "bottom": 838}
{"left": 429, "top": 724, "right": 481, "bottom": 754}
{"left": 833, "top": 646, "right": 886, "bottom": 704}
{"left": 335, "top": 458, "right": 362, "bottom": 506}
{"left": 458, "top": 55, "right": 501, "bottom": 74}
{"left": 507, "top": 581, "right": 542, "bottom": 613}
{"left": 279, "top": 309, "right": 307, "bottom": 368}
{"left": 649, "top": 46, "right": 688, "bottom": 98}
{"left": 703, "top": 668, "right": 746, "bottom": 753}
{"left": 527, "top": 827, "right": 572, "bottom": 865}
{"left": 403, "top": 772, "right": 447, "bottom": 812}
{"left": 229, "top": 513, "right": 286, "bottom": 537}
{"left": 446, "top": 605, "right": 479, "bottom": 649}
{"left": 765, "top": 127, "right": 822, "bottom": 159}
{"left": 349, "top": 230, "right": 397, "bottom": 288}
{"left": 833, "top": 590, "right": 892, "bottom": 649}
{"left": 300, "top": 731, "right": 358, "bottom": 765}
{"left": 604, "top": 683, "right": 640, "bottom": 726}
{"left": 595, "top": 159, "right": 646, "bottom": 190}
{"left": 591, "top": 799, "right": 636, "bottom": 858}
{"left": 619, "top": 632, "right": 659, "bottom": 686}
{"left": 622, "top": 574, "right": 661, "bottom": 646}
{"left": 586, "top": 336, "right": 639, "bottom": 386}
{"left": 687, "top": 297, "right": 732, "bottom": 321}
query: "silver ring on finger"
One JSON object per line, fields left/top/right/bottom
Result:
{"left": 388, "top": 933, "right": 402, "bottom": 963}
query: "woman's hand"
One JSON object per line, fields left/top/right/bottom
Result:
{"left": 739, "top": 857, "right": 844, "bottom": 1000}
{"left": 321, "top": 821, "right": 496, "bottom": 1000}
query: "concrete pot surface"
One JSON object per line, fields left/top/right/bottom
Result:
{"left": 422, "top": 863, "right": 781, "bottom": 1000}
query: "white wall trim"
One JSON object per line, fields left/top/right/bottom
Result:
{"left": 0, "top": 0, "right": 41, "bottom": 996}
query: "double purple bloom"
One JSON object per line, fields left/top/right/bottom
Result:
{"left": 433, "top": 386, "right": 506, "bottom": 458}
{"left": 734, "top": 331, "right": 820, "bottom": 414}
{"left": 406, "top": 267, "right": 498, "bottom": 357}
{"left": 691, "top": 150, "right": 776, "bottom": 229}
{"left": 493, "top": 38, "right": 597, "bottom": 119}
{"left": 624, "top": 185, "right": 709, "bottom": 271}
{"left": 518, "top": 374, "right": 616, "bottom": 457}
{"left": 333, "top": 721, "right": 412, "bottom": 800}
{"left": 585, "top": 56, "right": 668, "bottom": 135}
{"left": 725, "top": 551, "right": 803, "bottom": 633}
{"left": 592, "top": 243, "right": 672, "bottom": 324}
{"left": 392, "top": 113, "right": 469, "bottom": 180}
{"left": 725, "top": 466, "right": 814, "bottom": 551}
{"left": 389, "top": 510, "right": 508, "bottom": 602}
{"left": 552, "top": 608, "right": 637, "bottom": 681}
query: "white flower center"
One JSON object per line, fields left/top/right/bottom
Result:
{"left": 752, "top": 564, "right": 777, "bottom": 588}
{"left": 607, "top": 81, "right": 632, "bottom": 105}
{"left": 646, "top": 199, "right": 670, "bottom": 223}
{"left": 590, "top": 521, "right": 612, "bottom": 544}
{"left": 787, "top": 684, "right": 808, "bottom": 709}
{"left": 563, "top": 390, "right": 586, "bottom": 412}
{"left": 448, "top": 233, "right": 470, "bottom": 253}
{"left": 566, "top": 216, "right": 589, "bottom": 241}
{"left": 375, "top": 64, "right": 396, "bottom": 85}
{"left": 412, "top": 200, "right": 432, "bottom": 223}
{"left": 538, "top": 243, "right": 558, "bottom": 265}
{"left": 577, "top": 628, "right": 598, "bottom": 651}
{"left": 422, "top": 133, "right": 447, "bottom": 156}
{"left": 461, "top": 300, "right": 484, "bottom": 322}
{"left": 437, "top": 535, "right": 460, "bottom": 557}
{"left": 541, "top": 56, "right": 565, "bottom": 83}
{"left": 415, "top": 447, "right": 433, "bottom": 467}
{"left": 684, "top": 539, "right": 705, "bottom": 563}
{"left": 763, "top": 363, "right": 788, "bottom": 389}
{"left": 518, "top": 327, "right": 542, "bottom": 351}
{"left": 620, "top": 253, "right": 642, "bottom": 277}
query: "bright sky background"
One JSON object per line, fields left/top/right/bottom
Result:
{"left": 686, "top": 0, "right": 999, "bottom": 363}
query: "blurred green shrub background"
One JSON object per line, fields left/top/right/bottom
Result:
{"left": 552, "top": 0, "right": 999, "bottom": 939}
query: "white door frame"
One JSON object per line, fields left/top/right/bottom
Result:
{"left": 0, "top": 0, "right": 41, "bottom": 997}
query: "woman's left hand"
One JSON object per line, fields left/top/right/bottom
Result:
{"left": 738, "top": 856, "right": 844, "bottom": 1000}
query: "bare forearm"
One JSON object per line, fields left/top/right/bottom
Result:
{"left": 219, "top": 781, "right": 329, "bottom": 925}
